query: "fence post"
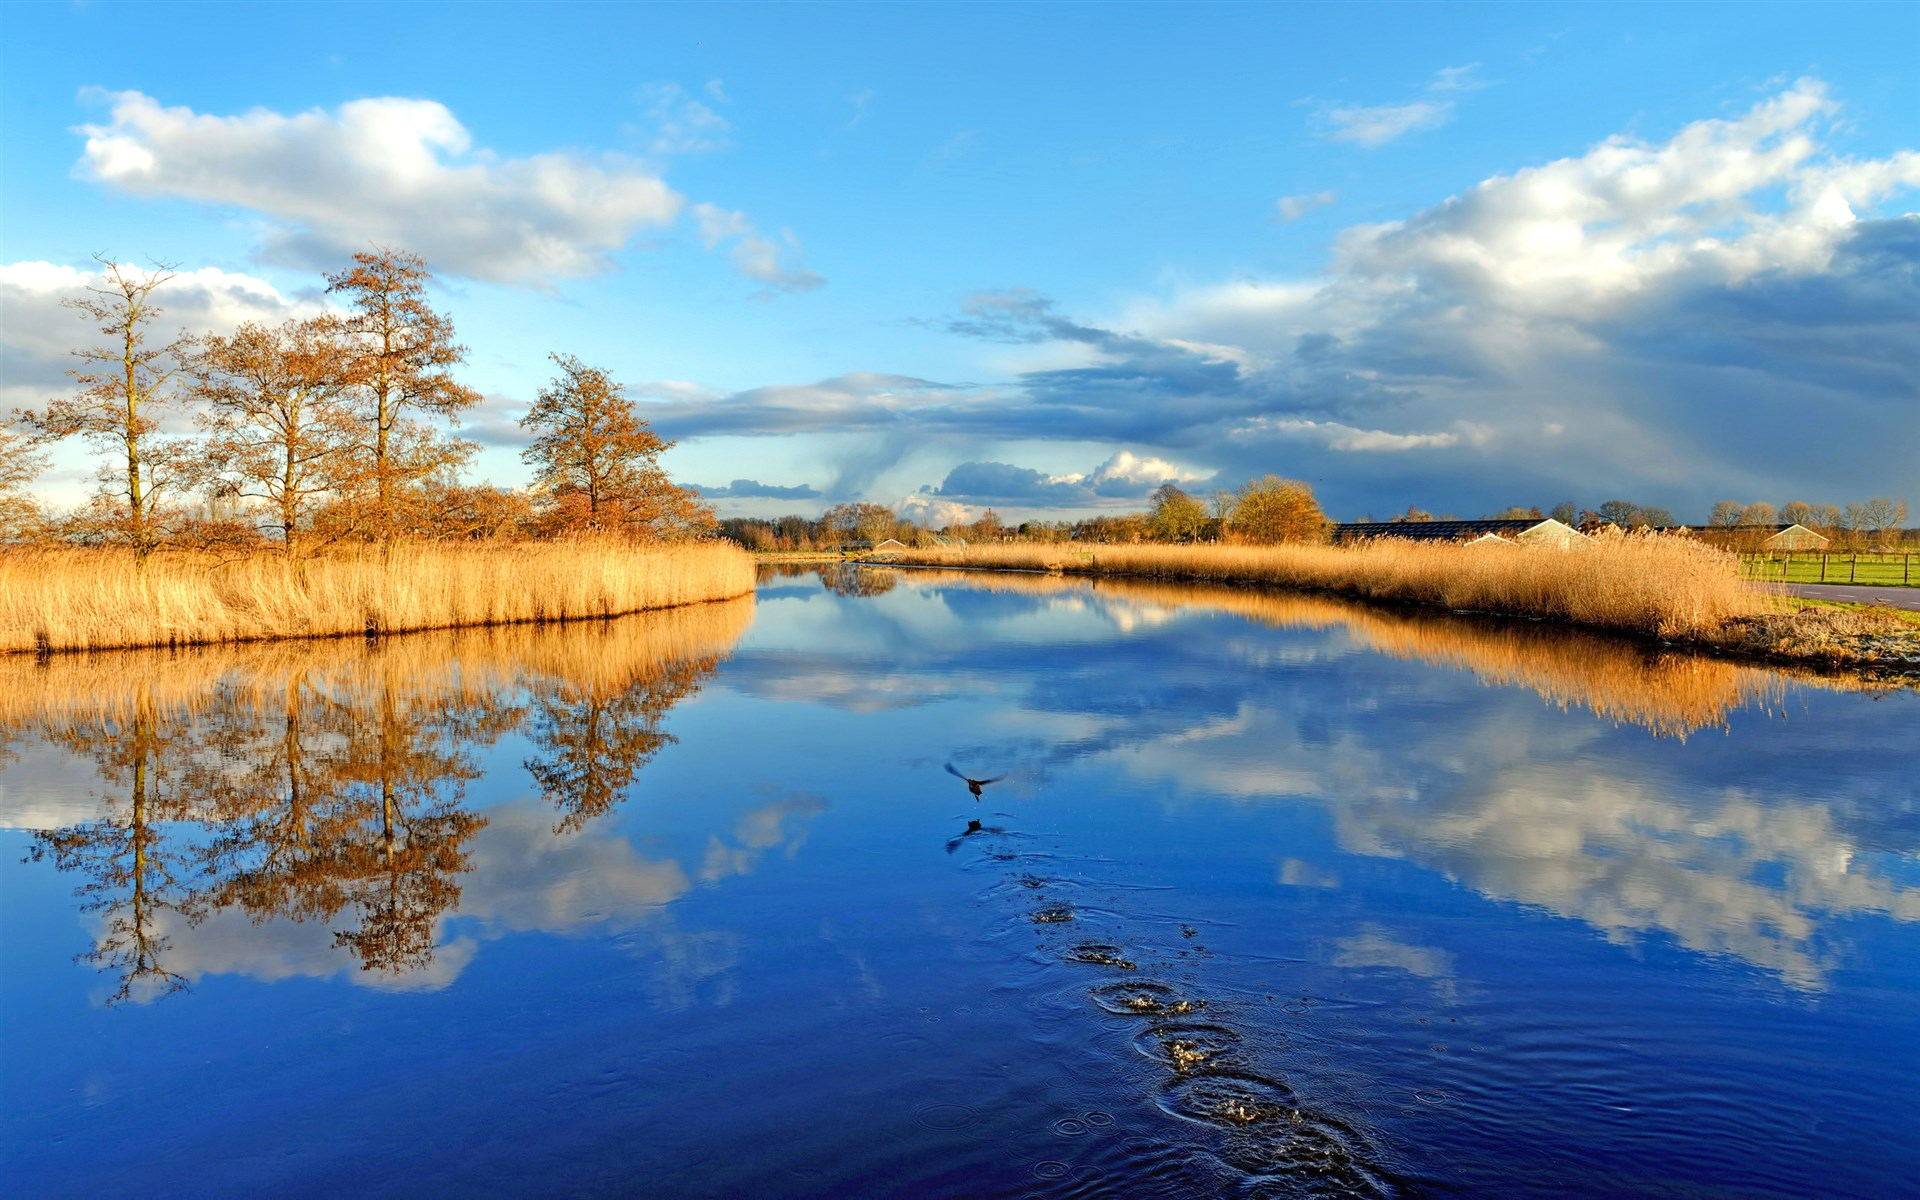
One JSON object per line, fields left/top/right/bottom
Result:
{"left": 1849, "top": 553, "right": 1857, "bottom": 583}
{"left": 1819, "top": 553, "right": 1826, "bottom": 583}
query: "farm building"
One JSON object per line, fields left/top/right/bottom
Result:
{"left": 1683, "top": 523, "right": 1831, "bottom": 551}
{"left": 1332, "top": 518, "right": 1588, "bottom": 548}
{"left": 870, "top": 538, "right": 909, "bottom": 551}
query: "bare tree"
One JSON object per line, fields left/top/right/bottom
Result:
{"left": 13, "top": 258, "right": 194, "bottom": 559}
{"left": 192, "top": 318, "right": 357, "bottom": 556}
{"left": 326, "top": 248, "right": 480, "bottom": 550}
{"left": 1736, "top": 502, "right": 1777, "bottom": 526}
{"left": 820, "top": 502, "right": 898, "bottom": 546}
{"left": 1855, "top": 497, "right": 1909, "bottom": 545}
{"left": 1708, "top": 500, "right": 1742, "bottom": 527}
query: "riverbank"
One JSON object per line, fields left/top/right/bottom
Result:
{"left": 0, "top": 540, "right": 756, "bottom": 654}
{"left": 863, "top": 540, "right": 1920, "bottom": 672}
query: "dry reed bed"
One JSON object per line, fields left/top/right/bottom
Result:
{"left": 0, "top": 593, "right": 755, "bottom": 729}
{"left": 0, "top": 541, "right": 756, "bottom": 654}
{"left": 877, "top": 537, "right": 1768, "bottom": 640}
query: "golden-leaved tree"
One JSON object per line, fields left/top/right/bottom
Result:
{"left": 1226, "top": 476, "right": 1329, "bottom": 544}
{"left": 1148, "top": 483, "right": 1209, "bottom": 542}
{"left": 520, "top": 353, "right": 714, "bottom": 539}
{"left": 325, "top": 248, "right": 480, "bottom": 549}
{"left": 192, "top": 318, "right": 358, "bottom": 556}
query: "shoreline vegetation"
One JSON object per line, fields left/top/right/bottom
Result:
{"left": 0, "top": 540, "right": 754, "bottom": 655}
{"left": 858, "top": 539, "right": 1920, "bottom": 672}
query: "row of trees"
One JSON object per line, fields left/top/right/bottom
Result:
{"left": 719, "top": 477, "right": 1335, "bottom": 551}
{"left": 1, "top": 250, "right": 713, "bottom": 557}
{"left": 1707, "top": 497, "right": 1911, "bottom": 543}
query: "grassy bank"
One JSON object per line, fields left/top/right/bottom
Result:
{"left": 0, "top": 540, "right": 756, "bottom": 654}
{"left": 867, "top": 539, "right": 1920, "bottom": 669}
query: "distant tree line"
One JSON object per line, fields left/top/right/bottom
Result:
{"left": 1703, "top": 497, "right": 1911, "bottom": 547}
{"left": 720, "top": 477, "right": 1335, "bottom": 551}
{"left": 1, "top": 251, "right": 714, "bottom": 557}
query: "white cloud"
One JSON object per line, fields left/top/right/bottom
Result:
{"left": 897, "top": 492, "right": 978, "bottom": 527}
{"left": 1230, "top": 416, "right": 1484, "bottom": 453}
{"left": 1113, "top": 79, "right": 1920, "bottom": 507}
{"left": 1317, "top": 64, "right": 1484, "bottom": 147}
{"left": 1081, "top": 449, "right": 1207, "bottom": 488}
{"left": 1324, "top": 99, "right": 1453, "bottom": 147}
{"left": 692, "top": 202, "right": 825, "bottom": 293}
{"left": 638, "top": 81, "right": 732, "bottom": 156}
{"left": 0, "top": 258, "right": 321, "bottom": 412}
{"left": 76, "top": 89, "right": 684, "bottom": 285}
{"left": 1333, "top": 79, "right": 1856, "bottom": 312}
{"left": 1275, "top": 190, "right": 1337, "bottom": 221}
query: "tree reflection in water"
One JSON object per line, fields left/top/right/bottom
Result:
{"left": 27, "top": 684, "right": 204, "bottom": 1002}
{"left": 525, "top": 654, "right": 717, "bottom": 835}
{"left": 7, "top": 599, "right": 751, "bottom": 1000}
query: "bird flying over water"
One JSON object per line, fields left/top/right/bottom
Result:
{"left": 945, "top": 762, "right": 1005, "bottom": 798}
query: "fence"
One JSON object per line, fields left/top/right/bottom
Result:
{"left": 1740, "top": 552, "right": 1916, "bottom": 586}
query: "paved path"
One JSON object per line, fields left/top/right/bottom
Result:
{"left": 1784, "top": 583, "right": 1920, "bottom": 611}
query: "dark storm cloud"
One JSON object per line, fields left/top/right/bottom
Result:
{"left": 613, "top": 86, "right": 1919, "bottom": 517}
{"left": 693, "top": 478, "right": 822, "bottom": 499}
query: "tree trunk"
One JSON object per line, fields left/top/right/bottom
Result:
{"left": 124, "top": 326, "right": 147, "bottom": 563}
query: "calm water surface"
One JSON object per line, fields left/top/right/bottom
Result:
{"left": 3, "top": 566, "right": 1917, "bottom": 1198}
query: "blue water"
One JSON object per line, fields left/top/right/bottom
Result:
{"left": 3, "top": 566, "right": 1917, "bottom": 1197}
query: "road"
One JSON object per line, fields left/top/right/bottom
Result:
{"left": 1784, "top": 584, "right": 1920, "bottom": 611}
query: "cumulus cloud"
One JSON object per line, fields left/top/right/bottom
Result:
{"left": 1276, "top": 190, "right": 1337, "bottom": 221}
{"left": 922, "top": 449, "right": 1208, "bottom": 506}
{"left": 895, "top": 493, "right": 978, "bottom": 528}
{"left": 77, "top": 89, "right": 683, "bottom": 285}
{"left": 691, "top": 203, "right": 825, "bottom": 293}
{"left": 693, "top": 478, "right": 822, "bottom": 499}
{"left": 73, "top": 89, "right": 820, "bottom": 291}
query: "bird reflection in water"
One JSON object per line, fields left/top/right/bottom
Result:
{"left": 945, "top": 818, "right": 1011, "bottom": 855}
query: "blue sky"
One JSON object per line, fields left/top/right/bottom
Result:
{"left": 3, "top": 0, "right": 1916, "bottom": 522}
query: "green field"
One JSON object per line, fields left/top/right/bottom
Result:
{"left": 1741, "top": 552, "right": 1917, "bottom": 586}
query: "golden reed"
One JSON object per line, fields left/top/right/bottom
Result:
{"left": 0, "top": 540, "right": 756, "bottom": 654}
{"left": 0, "top": 593, "right": 755, "bottom": 729}
{"left": 875, "top": 535, "right": 1771, "bottom": 641}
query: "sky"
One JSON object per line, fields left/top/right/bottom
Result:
{"left": 2, "top": 0, "right": 1916, "bottom": 524}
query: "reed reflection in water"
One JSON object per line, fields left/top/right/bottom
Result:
{"left": 882, "top": 566, "right": 1886, "bottom": 738}
{"left": 5, "top": 599, "right": 752, "bottom": 1001}
{"left": 812, "top": 567, "right": 1918, "bottom": 989}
